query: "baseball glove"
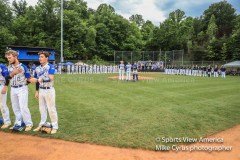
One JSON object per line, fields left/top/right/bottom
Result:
{"left": 40, "top": 122, "right": 52, "bottom": 134}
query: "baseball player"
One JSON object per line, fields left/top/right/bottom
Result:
{"left": 214, "top": 65, "right": 219, "bottom": 77}
{"left": 33, "top": 51, "right": 58, "bottom": 134}
{"left": 83, "top": 65, "right": 86, "bottom": 74}
{"left": 220, "top": 65, "right": 226, "bottom": 78}
{"left": 125, "top": 62, "right": 132, "bottom": 81}
{"left": 71, "top": 64, "right": 75, "bottom": 74}
{"left": 0, "top": 64, "right": 11, "bottom": 129}
{"left": 89, "top": 65, "right": 93, "bottom": 74}
{"left": 75, "top": 64, "right": 78, "bottom": 74}
{"left": 93, "top": 64, "right": 96, "bottom": 74}
{"left": 5, "top": 50, "right": 35, "bottom": 131}
{"left": 207, "top": 65, "right": 212, "bottom": 77}
{"left": 67, "top": 64, "right": 71, "bottom": 74}
{"left": 202, "top": 66, "right": 207, "bottom": 77}
{"left": 132, "top": 62, "right": 138, "bottom": 81}
{"left": 58, "top": 64, "right": 62, "bottom": 74}
{"left": 119, "top": 61, "right": 125, "bottom": 80}
{"left": 78, "top": 65, "right": 82, "bottom": 74}
{"left": 97, "top": 65, "right": 100, "bottom": 74}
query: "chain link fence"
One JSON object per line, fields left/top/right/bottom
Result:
{"left": 114, "top": 50, "right": 184, "bottom": 66}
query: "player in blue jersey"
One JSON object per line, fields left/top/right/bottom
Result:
{"left": 132, "top": 62, "right": 138, "bottom": 82}
{"left": 125, "top": 62, "right": 132, "bottom": 81}
{"left": 5, "top": 50, "right": 36, "bottom": 132}
{"left": 0, "top": 64, "right": 11, "bottom": 129}
{"left": 33, "top": 51, "right": 58, "bottom": 134}
{"left": 119, "top": 61, "right": 125, "bottom": 80}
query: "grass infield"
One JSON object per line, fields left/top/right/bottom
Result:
{"left": 3, "top": 73, "right": 240, "bottom": 150}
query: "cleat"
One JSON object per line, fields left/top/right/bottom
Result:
{"left": 25, "top": 126, "right": 33, "bottom": 132}
{"left": 33, "top": 126, "right": 42, "bottom": 132}
{"left": 1, "top": 124, "right": 11, "bottom": 129}
{"left": 51, "top": 129, "right": 57, "bottom": 134}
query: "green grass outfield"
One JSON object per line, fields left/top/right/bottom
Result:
{"left": 3, "top": 73, "right": 240, "bottom": 150}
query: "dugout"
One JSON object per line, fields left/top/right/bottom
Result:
{"left": 7, "top": 45, "right": 56, "bottom": 67}
{"left": 223, "top": 61, "right": 240, "bottom": 76}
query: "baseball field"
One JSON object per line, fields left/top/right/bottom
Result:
{"left": 3, "top": 73, "right": 240, "bottom": 150}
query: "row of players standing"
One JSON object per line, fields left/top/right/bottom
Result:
{"left": 165, "top": 65, "right": 226, "bottom": 78}
{"left": 58, "top": 64, "right": 119, "bottom": 74}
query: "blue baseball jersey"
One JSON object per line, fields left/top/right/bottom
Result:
{"left": 0, "top": 64, "right": 9, "bottom": 85}
{"left": 34, "top": 63, "right": 55, "bottom": 88}
{"left": 126, "top": 64, "right": 132, "bottom": 72}
{"left": 119, "top": 64, "right": 125, "bottom": 70}
{"left": 8, "top": 63, "right": 31, "bottom": 86}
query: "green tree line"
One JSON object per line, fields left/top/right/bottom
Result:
{"left": 0, "top": 0, "right": 239, "bottom": 62}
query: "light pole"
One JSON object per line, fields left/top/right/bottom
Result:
{"left": 60, "top": 0, "right": 64, "bottom": 63}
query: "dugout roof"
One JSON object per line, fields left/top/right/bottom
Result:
{"left": 223, "top": 61, "right": 240, "bottom": 68}
{"left": 7, "top": 45, "right": 55, "bottom": 62}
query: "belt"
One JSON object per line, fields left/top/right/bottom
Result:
{"left": 11, "top": 85, "right": 24, "bottom": 88}
{"left": 40, "top": 87, "right": 51, "bottom": 89}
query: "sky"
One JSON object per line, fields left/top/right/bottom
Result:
{"left": 9, "top": 0, "right": 240, "bottom": 25}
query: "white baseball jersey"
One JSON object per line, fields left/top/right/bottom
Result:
{"left": 34, "top": 63, "right": 55, "bottom": 88}
{"left": 8, "top": 63, "right": 31, "bottom": 86}
{"left": 126, "top": 64, "right": 132, "bottom": 72}
{"left": 119, "top": 64, "right": 125, "bottom": 70}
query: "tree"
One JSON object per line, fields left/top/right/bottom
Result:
{"left": 0, "top": 27, "right": 16, "bottom": 61}
{"left": 141, "top": 20, "right": 154, "bottom": 48}
{"left": 203, "top": 1, "right": 237, "bottom": 37}
{"left": 97, "top": 3, "right": 115, "bottom": 14}
{"left": 169, "top": 9, "right": 186, "bottom": 24}
{"left": 227, "top": 15, "right": 240, "bottom": 60}
{"left": 12, "top": 0, "right": 27, "bottom": 17}
{"left": 0, "top": 0, "right": 12, "bottom": 27}
{"left": 0, "top": 0, "right": 15, "bottom": 59}
{"left": 206, "top": 14, "right": 218, "bottom": 40}
{"left": 207, "top": 37, "right": 218, "bottom": 60}
{"left": 221, "top": 43, "right": 227, "bottom": 61}
{"left": 129, "top": 14, "right": 145, "bottom": 27}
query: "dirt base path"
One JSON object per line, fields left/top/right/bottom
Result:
{"left": 0, "top": 125, "right": 239, "bottom": 160}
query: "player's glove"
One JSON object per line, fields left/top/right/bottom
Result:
{"left": 40, "top": 122, "right": 52, "bottom": 134}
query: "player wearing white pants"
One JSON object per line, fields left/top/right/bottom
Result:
{"left": 5, "top": 50, "right": 34, "bottom": 132}
{"left": 58, "top": 64, "right": 62, "bottom": 74}
{"left": 119, "top": 61, "right": 125, "bottom": 80}
{"left": 11, "top": 85, "right": 32, "bottom": 127}
{"left": 38, "top": 88, "right": 57, "bottom": 129}
{"left": 67, "top": 65, "right": 71, "bottom": 74}
{"left": 34, "top": 51, "right": 58, "bottom": 134}
{"left": 0, "top": 85, "right": 10, "bottom": 127}
{"left": 0, "top": 64, "right": 11, "bottom": 129}
{"left": 214, "top": 65, "right": 219, "bottom": 77}
{"left": 125, "top": 62, "right": 132, "bottom": 81}
{"left": 220, "top": 66, "right": 226, "bottom": 78}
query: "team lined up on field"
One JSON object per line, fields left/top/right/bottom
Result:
{"left": 165, "top": 65, "right": 226, "bottom": 78}
{"left": 54, "top": 61, "right": 164, "bottom": 74}
{"left": 54, "top": 63, "right": 227, "bottom": 79}
{"left": 61, "top": 64, "right": 119, "bottom": 74}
